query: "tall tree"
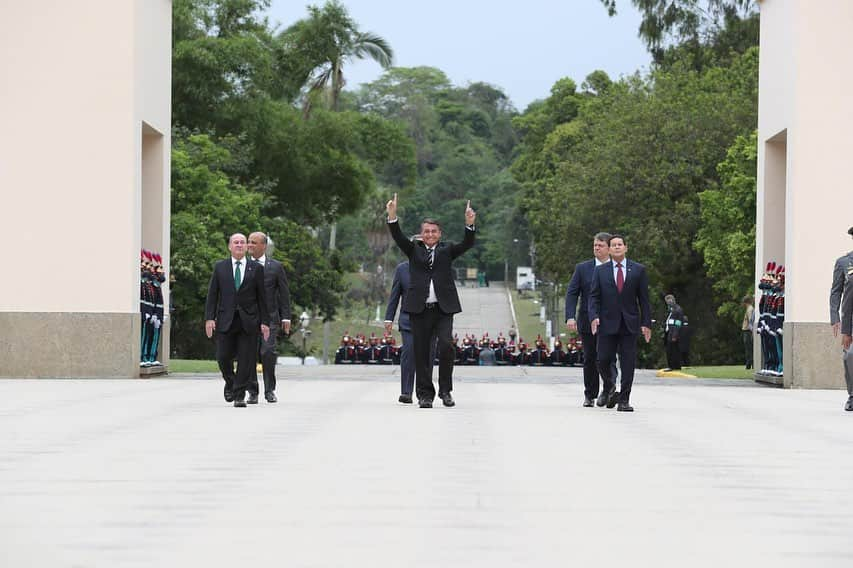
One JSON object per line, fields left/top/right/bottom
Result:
{"left": 280, "top": 0, "right": 394, "bottom": 116}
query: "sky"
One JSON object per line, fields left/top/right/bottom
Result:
{"left": 266, "top": 0, "right": 651, "bottom": 111}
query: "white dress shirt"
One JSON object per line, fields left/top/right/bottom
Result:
{"left": 425, "top": 246, "right": 438, "bottom": 303}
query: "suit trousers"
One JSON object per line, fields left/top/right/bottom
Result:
{"left": 250, "top": 325, "right": 280, "bottom": 395}
{"left": 411, "top": 307, "right": 454, "bottom": 401}
{"left": 580, "top": 331, "right": 618, "bottom": 399}
{"left": 665, "top": 333, "right": 682, "bottom": 370}
{"left": 216, "top": 312, "right": 259, "bottom": 399}
{"left": 596, "top": 324, "right": 638, "bottom": 404}
{"left": 400, "top": 329, "right": 415, "bottom": 396}
{"left": 844, "top": 345, "right": 853, "bottom": 396}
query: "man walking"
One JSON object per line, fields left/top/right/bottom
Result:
{"left": 589, "top": 234, "right": 652, "bottom": 412}
{"left": 205, "top": 233, "right": 270, "bottom": 407}
{"left": 830, "top": 226, "right": 853, "bottom": 411}
{"left": 247, "top": 232, "right": 291, "bottom": 404}
{"left": 385, "top": 259, "right": 434, "bottom": 404}
{"left": 565, "top": 232, "right": 618, "bottom": 407}
{"left": 386, "top": 193, "right": 476, "bottom": 408}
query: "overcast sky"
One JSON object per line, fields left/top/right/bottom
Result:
{"left": 266, "top": 1, "right": 651, "bottom": 111}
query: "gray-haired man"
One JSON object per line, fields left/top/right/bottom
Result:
{"left": 831, "top": 227, "right": 853, "bottom": 411}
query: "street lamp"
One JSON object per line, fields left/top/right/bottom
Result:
{"left": 299, "top": 311, "right": 312, "bottom": 365}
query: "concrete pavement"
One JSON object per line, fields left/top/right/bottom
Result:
{"left": 453, "top": 283, "right": 515, "bottom": 338}
{"left": 1, "top": 367, "right": 852, "bottom": 567}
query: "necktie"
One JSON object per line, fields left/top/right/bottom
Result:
{"left": 616, "top": 262, "right": 624, "bottom": 293}
{"left": 234, "top": 261, "right": 242, "bottom": 289}
{"left": 428, "top": 248, "right": 435, "bottom": 270}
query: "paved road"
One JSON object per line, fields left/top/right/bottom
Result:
{"left": 1, "top": 367, "right": 852, "bottom": 567}
{"left": 453, "top": 282, "right": 515, "bottom": 339}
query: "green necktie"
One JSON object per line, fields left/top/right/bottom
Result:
{"left": 234, "top": 261, "right": 242, "bottom": 289}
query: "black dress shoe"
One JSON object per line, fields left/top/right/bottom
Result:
{"left": 265, "top": 392, "right": 278, "bottom": 403}
{"left": 583, "top": 397, "right": 594, "bottom": 407}
{"left": 439, "top": 392, "right": 455, "bottom": 407}
{"left": 845, "top": 397, "right": 853, "bottom": 412}
{"left": 597, "top": 386, "right": 615, "bottom": 407}
{"left": 418, "top": 399, "right": 433, "bottom": 408}
{"left": 224, "top": 388, "right": 235, "bottom": 403}
{"left": 617, "top": 402, "right": 634, "bottom": 412}
{"left": 606, "top": 390, "right": 619, "bottom": 409}
{"left": 398, "top": 394, "right": 413, "bottom": 404}
{"left": 246, "top": 392, "right": 259, "bottom": 405}
{"left": 234, "top": 399, "right": 247, "bottom": 408}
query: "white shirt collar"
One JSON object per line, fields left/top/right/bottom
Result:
{"left": 231, "top": 256, "right": 246, "bottom": 265}
{"left": 594, "top": 257, "right": 607, "bottom": 266}
{"left": 254, "top": 255, "right": 266, "bottom": 264}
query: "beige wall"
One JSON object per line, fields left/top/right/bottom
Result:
{"left": 0, "top": 1, "right": 171, "bottom": 377}
{"left": 757, "top": 0, "right": 853, "bottom": 387}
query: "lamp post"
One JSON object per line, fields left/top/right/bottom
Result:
{"left": 299, "top": 311, "right": 311, "bottom": 365}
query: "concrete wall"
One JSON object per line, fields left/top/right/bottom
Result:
{"left": 0, "top": 1, "right": 171, "bottom": 377}
{"left": 756, "top": 0, "right": 853, "bottom": 388}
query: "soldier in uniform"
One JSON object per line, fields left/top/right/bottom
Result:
{"left": 663, "top": 294, "right": 685, "bottom": 371}
{"left": 549, "top": 338, "right": 568, "bottom": 366}
{"left": 830, "top": 227, "right": 853, "bottom": 410}
{"left": 494, "top": 333, "right": 513, "bottom": 365}
{"left": 529, "top": 335, "right": 550, "bottom": 366}
{"left": 335, "top": 333, "right": 355, "bottom": 364}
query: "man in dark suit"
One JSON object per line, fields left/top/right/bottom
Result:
{"left": 247, "top": 231, "right": 291, "bottom": 404}
{"left": 589, "top": 234, "right": 652, "bottom": 412}
{"left": 565, "top": 232, "right": 618, "bottom": 407}
{"left": 385, "top": 259, "right": 435, "bottom": 404}
{"left": 205, "top": 233, "right": 270, "bottom": 407}
{"left": 831, "top": 226, "right": 853, "bottom": 410}
{"left": 386, "top": 193, "right": 476, "bottom": 408}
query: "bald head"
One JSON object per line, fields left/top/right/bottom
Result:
{"left": 248, "top": 231, "right": 268, "bottom": 260}
{"left": 228, "top": 233, "right": 247, "bottom": 260}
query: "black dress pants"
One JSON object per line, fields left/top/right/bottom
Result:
{"left": 596, "top": 323, "right": 638, "bottom": 404}
{"left": 665, "top": 332, "right": 682, "bottom": 370}
{"left": 411, "top": 306, "right": 454, "bottom": 402}
{"left": 250, "top": 325, "right": 279, "bottom": 395}
{"left": 580, "top": 331, "right": 619, "bottom": 400}
{"left": 216, "top": 312, "right": 259, "bottom": 399}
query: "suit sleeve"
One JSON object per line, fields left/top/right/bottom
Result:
{"left": 204, "top": 264, "right": 221, "bottom": 321}
{"left": 638, "top": 267, "right": 652, "bottom": 328}
{"left": 830, "top": 259, "right": 845, "bottom": 324}
{"left": 278, "top": 265, "right": 291, "bottom": 321}
{"left": 842, "top": 276, "right": 853, "bottom": 335}
{"left": 450, "top": 226, "right": 476, "bottom": 259}
{"left": 388, "top": 220, "right": 415, "bottom": 258}
{"left": 588, "top": 268, "right": 601, "bottom": 323}
{"left": 255, "top": 264, "right": 270, "bottom": 326}
{"left": 385, "top": 265, "right": 403, "bottom": 322}
{"left": 565, "top": 264, "right": 582, "bottom": 321}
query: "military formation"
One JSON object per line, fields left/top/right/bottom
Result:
{"left": 335, "top": 331, "right": 586, "bottom": 367}
{"left": 140, "top": 249, "right": 166, "bottom": 367}
{"left": 756, "top": 261, "right": 785, "bottom": 377}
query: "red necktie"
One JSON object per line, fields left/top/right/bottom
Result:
{"left": 616, "top": 262, "right": 624, "bottom": 293}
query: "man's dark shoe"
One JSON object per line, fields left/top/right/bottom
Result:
{"left": 845, "top": 397, "right": 853, "bottom": 412}
{"left": 398, "top": 394, "right": 413, "bottom": 404}
{"left": 234, "top": 398, "right": 247, "bottom": 408}
{"left": 439, "top": 392, "right": 455, "bottom": 407}
{"left": 265, "top": 392, "right": 278, "bottom": 403}
{"left": 606, "top": 390, "right": 619, "bottom": 409}
{"left": 246, "top": 392, "right": 259, "bottom": 405}
{"left": 597, "top": 387, "right": 615, "bottom": 408}
{"left": 583, "top": 397, "right": 594, "bottom": 407}
{"left": 617, "top": 402, "right": 634, "bottom": 412}
{"left": 418, "top": 399, "right": 433, "bottom": 408}
{"left": 224, "top": 388, "right": 235, "bottom": 403}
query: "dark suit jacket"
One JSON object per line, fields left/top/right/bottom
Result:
{"left": 588, "top": 259, "right": 651, "bottom": 336}
{"left": 259, "top": 257, "right": 291, "bottom": 324}
{"left": 387, "top": 220, "right": 475, "bottom": 314}
{"left": 565, "top": 259, "right": 598, "bottom": 334}
{"left": 842, "top": 272, "right": 853, "bottom": 336}
{"left": 385, "top": 261, "right": 411, "bottom": 331}
{"left": 831, "top": 252, "right": 853, "bottom": 324}
{"left": 204, "top": 258, "right": 270, "bottom": 335}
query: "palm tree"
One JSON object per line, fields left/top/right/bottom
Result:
{"left": 280, "top": 1, "right": 394, "bottom": 117}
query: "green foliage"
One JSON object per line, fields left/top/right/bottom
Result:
{"left": 695, "top": 131, "right": 757, "bottom": 322}
{"left": 514, "top": 48, "right": 759, "bottom": 365}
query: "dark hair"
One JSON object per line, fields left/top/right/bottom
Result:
{"left": 848, "top": 226, "right": 853, "bottom": 236}
{"left": 608, "top": 234, "right": 626, "bottom": 246}
{"left": 421, "top": 218, "right": 442, "bottom": 230}
{"left": 594, "top": 232, "right": 612, "bottom": 243}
